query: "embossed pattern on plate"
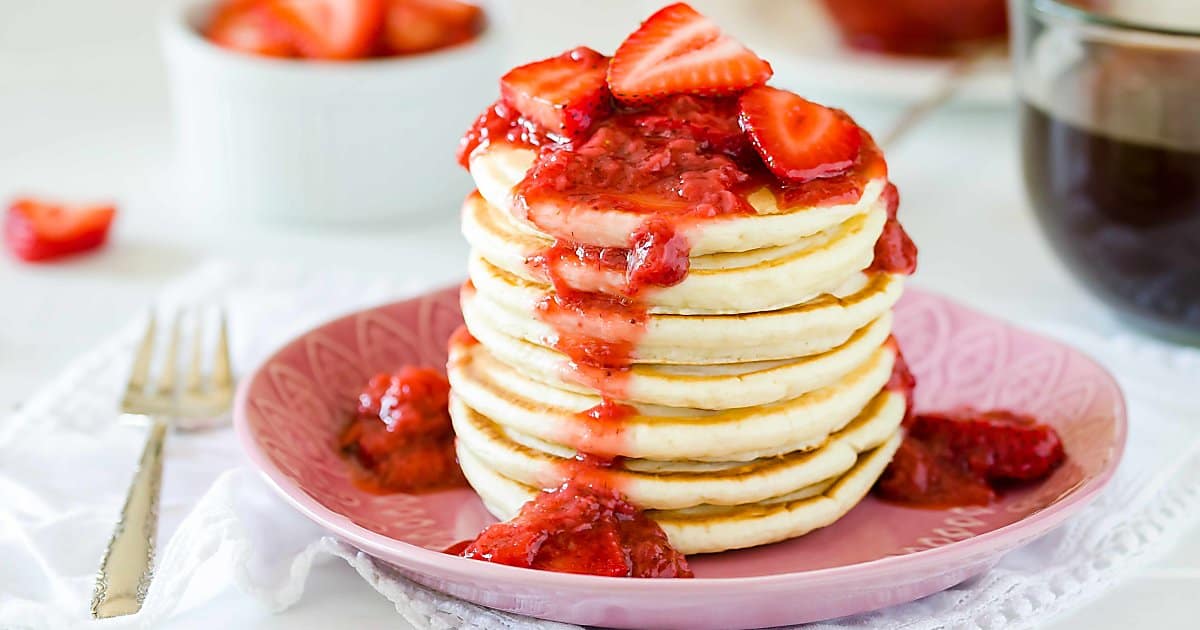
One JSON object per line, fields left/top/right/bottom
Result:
{"left": 234, "top": 287, "right": 1125, "bottom": 630}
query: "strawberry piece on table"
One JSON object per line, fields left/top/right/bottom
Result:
{"left": 500, "top": 47, "right": 611, "bottom": 142}
{"left": 206, "top": 0, "right": 297, "bottom": 57}
{"left": 607, "top": 2, "right": 772, "bottom": 103}
{"left": 4, "top": 199, "right": 116, "bottom": 262}
{"left": 738, "top": 86, "right": 862, "bottom": 183}
{"left": 268, "top": 0, "right": 385, "bottom": 60}
{"left": 381, "top": 0, "right": 483, "bottom": 55}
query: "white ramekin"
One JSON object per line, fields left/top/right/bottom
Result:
{"left": 160, "top": 0, "right": 506, "bottom": 226}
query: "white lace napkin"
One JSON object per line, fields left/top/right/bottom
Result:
{"left": 2, "top": 261, "right": 1198, "bottom": 630}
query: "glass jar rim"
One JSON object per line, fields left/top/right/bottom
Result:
{"left": 1029, "top": 0, "right": 1200, "bottom": 39}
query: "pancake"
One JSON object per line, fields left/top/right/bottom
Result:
{"left": 462, "top": 301, "right": 894, "bottom": 410}
{"left": 457, "top": 430, "right": 903, "bottom": 555}
{"left": 450, "top": 389, "right": 903, "bottom": 510}
{"left": 462, "top": 267, "right": 903, "bottom": 365}
{"left": 461, "top": 191, "right": 888, "bottom": 314}
{"left": 469, "top": 143, "right": 889, "bottom": 256}
{"left": 448, "top": 332, "right": 900, "bottom": 461}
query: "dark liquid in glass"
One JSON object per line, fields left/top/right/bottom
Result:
{"left": 1021, "top": 103, "right": 1200, "bottom": 341}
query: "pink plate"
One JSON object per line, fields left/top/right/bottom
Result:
{"left": 234, "top": 286, "right": 1126, "bottom": 630}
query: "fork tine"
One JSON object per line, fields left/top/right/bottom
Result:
{"left": 186, "top": 311, "right": 205, "bottom": 394}
{"left": 125, "top": 311, "right": 157, "bottom": 394}
{"left": 211, "top": 309, "right": 232, "bottom": 391}
{"left": 155, "top": 312, "right": 182, "bottom": 396}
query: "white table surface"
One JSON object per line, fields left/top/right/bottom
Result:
{"left": 1, "top": 1, "right": 1196, "bottom": 628}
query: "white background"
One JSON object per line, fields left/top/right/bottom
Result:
{"left": 1, "top": 0, "right": 1197, "bottom": 627}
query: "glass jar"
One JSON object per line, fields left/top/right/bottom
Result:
{"left": 1013, "top": 0, "right": 1200, "bottom": 344}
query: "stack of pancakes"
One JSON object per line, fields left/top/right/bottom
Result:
{"left": 449, "top": 144, "right": 906, "bottom": 555}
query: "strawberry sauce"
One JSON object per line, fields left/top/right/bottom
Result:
{"left": 338, "top": 367, "right": 467, "bottom": 494}
{"left": 875, "top": 410, "right": 1066, "bottom": 507}
{"left": 446, "top": 482, "right": 693, "bottom": 578}
{"left": 867, "top": 183, "right": 918, "bottom": 274}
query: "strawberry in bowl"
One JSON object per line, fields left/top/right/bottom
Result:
{"left": 160, "top": 0, "right": 503, "bottom": 225}
{"left": 821, "top": 0, "right": 1008, "bottom": 56}
{"left": 204, "top": 0, "right": 485, "bottom": 60}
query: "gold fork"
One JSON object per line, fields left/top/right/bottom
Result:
{"left": 90, "top": 309, "right": 234, "bottom": 618}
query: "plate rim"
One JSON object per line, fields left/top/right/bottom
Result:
{"left": 233, "top": 285, "right": 1127, "bottom": 593}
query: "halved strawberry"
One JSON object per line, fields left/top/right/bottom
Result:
{"left": 607, "top": 3, "right": 772, "bottom": 103}
{"left": 206, "top": 0, "right": 297, "bottom": 57}
{"left": 500, "top": 47, "right": 610, "bottom": 142}
{"left": 268, "top": 0, "right": 385, "bottom": 60}
{"left": 738, "top": 86, "right": 862, "bottom": 182}
{"left": 381, "top": 0, "right": 483, "bottom": 55}
{"left": 4, "top": 199, "right": 116, "bottom": 262}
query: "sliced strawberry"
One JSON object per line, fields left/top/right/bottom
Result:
{"left": 207, "top": 0, "right": 297, "bottom": 57}
{"left": 4, "top": 199, "right": 116, "bottom": 262}
{"left": 268, "top": 0, "right": 385, "bottom": 60}
{"left": 607, "top": 3, "right": 772, "bottom": 103}
{"left": 381, "top": 0, "right": 483, "bottom": 55}
{"left": 500, "top": 47, "right": 611, "bottom": 142}
{"left": 738, "top": 86, "right": 862, "bottom": 183}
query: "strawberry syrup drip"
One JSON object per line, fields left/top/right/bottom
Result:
{"left": 867, "top": 182, "right": 918, "bottom": 274}
{"left": 883, "top": 336, "right": 917, "bottom": 425}
{"left": 450, "top": 322, "right": 479, "bottom": 348}
{"left": 567, "top": 399, "right": 639, "bottom": 460}
{"left": 875, "top": 409, "right": 1066, "bottom": 508}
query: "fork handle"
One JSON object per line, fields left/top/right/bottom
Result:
{"left": 91, "top": 418, "right": 168, "bottom": 618}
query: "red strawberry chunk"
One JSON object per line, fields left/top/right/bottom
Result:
{"left": 454, "top": 482, "right": 692, "bottom": 578}
{"left": 500, "top": 46, "right": 611, "bottom": 142}
{"left": 380, "top": 0, "right": 483, "bottom": 56}
{"left": 738, "top": 86, "right": 863, "bottom": 183}
{"left": 876, "top": 438, "right": 996, "bottom": 507}
{"left": 4, "top": 199, "right": 116, "bottom": 262}
{"left": 878, "top": 408, "right": 1066, "bottom": 507}
{"left": 206, "top": 0, "right": 298, "bottom": 57}
{"left": 267, "top": 0, "right": 385, "bottom": 60}
{"left": 607, "top": 3, "right": 772, "bottom": 103}
{"left": 909, "top": 410, "right": 1066, "bottom": 483}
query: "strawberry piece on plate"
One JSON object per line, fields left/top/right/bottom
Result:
{"left": 738, "top": 86, "right": 862, "bottom": 183}
{"left": 381, "top": 0, "right": 483, "bottom": 55}
{"left": 268, "top": 0, "right": 385, "bottom": 60}
{"left": 876, "top": 437, "right": 997, "bottom": 507}
{"left": 500, "top": 46, "right": 611, "bottom": 142}
{"left": 607, "top": 3, "right": 772, "bottom": 103}
{"left": 206, "top": 0, "right": 297, "bottom": 57}
{"left": 910, "top": 410, "right": 1066, "bottom": 483}
{"left": 4, "top": 199, "right": 116, "bottom": 262}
